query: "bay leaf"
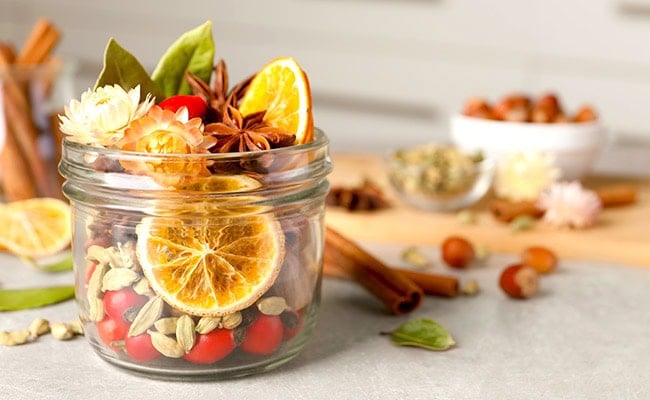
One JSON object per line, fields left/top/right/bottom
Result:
{"left": 389, "top": 318, "right": 455, "bottom": 351}
{"left": 94, "top": 38, "right": 163, "bottom": 100}
{"left": 0, "top": 285, "right": 75, "bottom": 311}
{"left": 151, "top": 20, "right": 215, "bottom": 98}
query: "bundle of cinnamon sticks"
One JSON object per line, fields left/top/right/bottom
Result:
{"left": 0, "top": 19, "right": 63, "bottom": 201}
{"left": 324, "top": 226, "right": 460, "bottom": 315}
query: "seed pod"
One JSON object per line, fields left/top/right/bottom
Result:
{"left": 195, "top": 317, "right": 221, "bottom": 334}
{"left": 221, "top": 312, "right": 242, "bottom": 330}
{"left": 176, "top": 315, "right": 196, "bottom": 353}
{"left": 68, "top": 320, "right": 85, "bottom": 336}
{"left": 0, "top": 330, "right": 31, "bottom": 346}
{"left": 28, "top": 318, "right": 50, "bottom": 338}
{"left": 133, "top": 278, "right": 155, "bottom": 297}
{"left": 154, "top": 317, "right": 179, "bottom": 335}
{"left": 87, "top": 263, "right": 108, "bottom": 322}
{"left": 101, "top": 268, "right": 139, "bottom": 292}
{"left": 50, "top": 323, "right": 74, "bottom": 341}
{"left": 461, "top": 280, "right": 480, "bottom": 296}
{"left": 257, "top": 296, "right": 288, "bottom": 316}
{"left": 148, "top": 331, "right": 185, "bottom": 358}
{"left": 128, "top": 296, "right": 164, "bottom": 337}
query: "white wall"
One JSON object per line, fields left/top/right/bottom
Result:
{"left": 3, "top": 0, "right": 650, "bottom": 152}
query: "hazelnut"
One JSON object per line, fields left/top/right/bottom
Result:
{"left": 531, "top": 93, "right": 562, "bottom": 123}
{"left": 574, "top": 105, "right": 598, "bottom": 122}
{"left": 441, "top": 236, "right": 475, "bottom": 269}
{"left": 492, "top": 94, "right": 531, "bottom": 122}
{"left": 499, "top": 264, "right": 539, "bottom": 299}
{"left": 522, "top": 246, "right": 558, "bottom": 274}
{"left": 463, "top": 97, "right": 494, "bottom": 119}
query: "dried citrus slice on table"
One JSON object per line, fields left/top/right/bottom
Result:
{"left": 0, "top": 198, "right": 71, "bottom": 258}
{"left": 239, "top": 57, "right": 314, "bottom": 145}
{"left": 136, "top": 210, "right": 285, "bottom": 317}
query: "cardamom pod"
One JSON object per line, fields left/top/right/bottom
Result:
{"left": 128, "top": 296, "right": 163, "bottom": 337}
{"left": 86, "top": 245, "right": 111, "bottom": 265}
{"left": 101, "top": 268, "right": 139, "bottom": 292}
{"left": 148, "top": 331, "right": 184, "bottom": 358}
{"left": 50, "top": 322, "right": 75, "bottom": 341}
{"left": 221, "top": 312, "right": 242, "bottom": 330}
{"left": 176, "top": 315, "right": 196, "bottom": 353}
{"left": 257, "top": 296, "right": 288, "bottom": 316}
{"left": 133, "top": 278, "right": 155, "bottom": 297}
{"left": 0, "top": 330, "right": 31, "bottom": 346}
{"left": 154, "top": 317, "right": 178, "bottom": 335}
{"left": 28, "top": 318, "right": 50, "bottom": 338}
{"left": 510, "top": 215, "right": 536, "bottom": 231}
{"left": 461, "top": 279, "right": 480, "bottom": 296}
{"left": 195, "top": 317, "right": 221, "bottom": 334}
{"left": 87, "top": 263, "right": 108, "bottom": 322}
{"left": 68, "top": 320, "right": 85, "bottom": 336}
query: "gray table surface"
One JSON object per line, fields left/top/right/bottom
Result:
{"left": 2, "top": 145, "right": 650, "bottom": 399}
{"left": 1, "top": 241, "right": 649, "bottom": 400}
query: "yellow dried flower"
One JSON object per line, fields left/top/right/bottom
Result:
{"left": 494, "top": 151, "right": 561, "bottom": 201}
{"left": 59, "top": 84, "right": 154, "bottom": 147}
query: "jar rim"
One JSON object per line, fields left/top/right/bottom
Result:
{"left": 62, "top": 127, "right": 328, "bottom": 161}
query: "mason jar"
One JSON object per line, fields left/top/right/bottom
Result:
{"left": 59, "top": 129, "right": 331, "bottom": 379}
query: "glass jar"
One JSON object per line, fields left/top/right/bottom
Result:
{"left": 59, "top": 130, "right": 331, "bottom": 379}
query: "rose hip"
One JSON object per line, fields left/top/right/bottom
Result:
{"left": 184, "top": 329, "right": 236, "bottom": 364}
{"left": 499, "top": 264, "right": 539, "bottom": 299}
{"left": 522, "top": 246, "right": 558, "bottom": 274}
{"left": 441, "top": 236, "right": 476, "bottom": 269}
{"left": 240, "top": 314, "right": 284, "bottom": 356}
{"left": 125, "top": 333, "right": 161, "bottom": 362}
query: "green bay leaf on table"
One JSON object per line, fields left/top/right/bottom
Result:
{"left": 0, "top": 285, "right": 75, "bottom": 311}
{"left": 151, "top": 20, "right": 215, "bottom": 98}
{"left": 389, "top": 318, "right": 455, "bottom": 351}
{"left": 94, "top": 38, "right": 164, "bottom": 101}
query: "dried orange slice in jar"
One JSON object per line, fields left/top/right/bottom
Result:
{"left": 239, "top": 57, "right": 314, "bottom": 145}
{"left": 0, "top": 198, "right": 72, "bottom": 258}
{"left": 135, "top": 206, "right": 285, "bottom": 317}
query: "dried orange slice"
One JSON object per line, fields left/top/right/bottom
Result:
{"left": 136, "top": 209, "right": 285, "bottom": 317}
{"left": 239, "top": 57, "right": 314, "bottom": 145}
{"left": 0, "top": 198, "right": 71, "bottom": 258}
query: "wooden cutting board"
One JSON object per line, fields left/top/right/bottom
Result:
{"left": 325, "top": 153, "right": 650, "bottom": 268}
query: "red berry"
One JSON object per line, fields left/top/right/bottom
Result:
{"left": 282, "top": 310, "right": 304, "bottom": 340}
{"left": 103, "top": 288, "right": 148, "bottom": 322}
{"left": 499, "top": 264, "right": 539, "bottom": 299}
{"left": 125, "top": 333, "right": 160, "bottom": 362}
{"left": 441, "top": 236, "right": 476, "bottom": 269}
{"left": 96, "top": 316, "right": 130, "bottom": 350}
{"left": 184, "top": 329, "right": 236, "bottom": 364}
{"left": 240, "top": 315, "right": 284, "bottom": 356}
{"left": 159, "top": 95, "right": 207, "bottom": 119}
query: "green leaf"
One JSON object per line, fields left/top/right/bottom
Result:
{"left": 0, "top": 285, "right": 75, "bottom": 311}
{"left": 389, "top": 318, "right": 455, "bottom": 351}
{"left": 20, "top": 253, "right": 73, "bottom": 272}
{"left": 151, "top": 21, "right": 215, "bottom": 98}
{"left": 94, "top": 38, "right": 164, "bottom": 100}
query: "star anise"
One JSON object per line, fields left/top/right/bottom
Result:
{"left": 186, "top": 59, "right": 254, "bottom": 123}
{"left": 204, "top": 105, "right": 296, "bottom": 153}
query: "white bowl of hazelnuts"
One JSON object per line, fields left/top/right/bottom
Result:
{"left": 450, "top": 93, "right": 607, "bottom": 180}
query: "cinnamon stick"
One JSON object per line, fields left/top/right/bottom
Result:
{"left": 392, "top": 268, "right": 459, "bottom": 298}
{"left": 16, "top": 19, "right": 61, "bottom": 65}
{"left": 489, "top": 199, "right": 544, "bottom": 223}
{"left": 0, "top": 124, "right": 37, "bottom": 200}
{"left": 325, "top": 226, "right": 423, "bottom": 314}
{"left": 595, "top": 184, "right": 637, "bottom": 207}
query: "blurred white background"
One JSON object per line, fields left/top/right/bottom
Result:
{"left": 3, "top": 0, "right": 650, "bottom": 153}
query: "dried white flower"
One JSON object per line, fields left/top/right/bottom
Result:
{"left": 537, "top": 181, "right": 602, "bottom": 229}
{"left": 59, "top": 84, "right": 154, "bottom": 147}
{"left": 494, "top": 151, "right": 561, "bottom": 201}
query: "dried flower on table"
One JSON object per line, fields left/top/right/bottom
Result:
{"left": 326, "top": 179, "right": 391, "bottom": 211}
{"left": 537, "top": 181, "right": 602, "bottom": 229}
{"left": 494, "top": 151, "right": 561, "bottom": 201}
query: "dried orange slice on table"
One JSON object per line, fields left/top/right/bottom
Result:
{"left": 136, "top": 208, "right": 285, "bottom": 317}
{"left": 239, "top": 57, "right": 314, "bottom": 145}
{"left": 0, "top": 198, "right": 71, "bottom": 258}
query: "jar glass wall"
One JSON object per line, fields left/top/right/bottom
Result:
{"left": 59, "top": 130, "right": 331, "bottom": 379}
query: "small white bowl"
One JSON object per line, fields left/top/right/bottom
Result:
{"left": 450, "top": 115, "right": 607, "bottom": 180}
